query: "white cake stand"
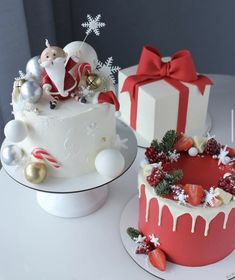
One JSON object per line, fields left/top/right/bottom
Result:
{"left": 120, "top": 195, "right": 235, "bottom": 280}
{"left": 1, "top": 120, "right": 137, "bottom": 218}
{"left": 135, "top": 112, "right": 212, "bottom": 148}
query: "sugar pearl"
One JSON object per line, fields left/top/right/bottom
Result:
{"left": 188, "top": 147, "right": 198, "bottom": 157}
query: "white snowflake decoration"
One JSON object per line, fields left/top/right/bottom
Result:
{"left": 218, "top": 145, "right": 230, "bottom": 165}
{"left": 168, "top": 150, "right": 180, "bottom": 163}
{"left": 151, "top": 162, "right": 163, "bottom": 169}
{"left": 15, "top": 70, "right": 32, "bottom": 81}
{"left": 77, "top": 85, "right": 94, "bottom": 99}
{"left": 203, "top": 187, "right": 217, "bottom": 207}
{"left": 81, "top": 14, "right": 105, "bottom": 36}
{"left": 149, "top": 234, "right": 160, "bottom": 247}
{"left": 86, "top": 122, "right": 97, "bottom": 137}
{"left": 111, "top": 134, "right": 128, "bottom": 150}
{"left": 206, "top": 132, "right": 215, "bottom": 140}
{"left": 96, "top": 57, "right": 121, "bottom": 84}
{"left": 172, "top": 186, "right": 188, "bottom": 205}
{"left": 133, "top": 234, "right": 146, "bottom": 244}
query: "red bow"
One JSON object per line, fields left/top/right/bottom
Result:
{"left": 121, "top": 45, "right": 213, "bottom": 132}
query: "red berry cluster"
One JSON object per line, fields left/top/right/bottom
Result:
{"left": 145, "top": 147, "right": 168, "bottom": 164}
{"left": 218, "top": 175, "right": 235, "bottom": 195}
{"left": 147, "top": 168, "right": 165, "bottom": 187}
{"left": 145, "top": 147, "right": 158, "bottom": 164}
{"left": 204, "top": 138, "right": 221, "bottom": 155}
{"left": 171, "top": 184, "right": 183, "bottom": 197}
{"left": 136, "top": 240, "right": 156, "bottom": 255}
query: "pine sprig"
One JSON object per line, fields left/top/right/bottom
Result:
{"left": 155, "top": 179, "right": 172, "bottom": 196}
{"left": 151, "top": 139, "right": 161, "bottom": 151}
{"left": 127, "top": 227, "right": 143, "bottom": 240}
{"left": 151, "top": 130, "right": 178, "bottom": 153}
{"left": 155, "top": 169, "right": 183, "bottom": 197}
{"left": 168, "top": 170, "right": 183, "bottom": 183}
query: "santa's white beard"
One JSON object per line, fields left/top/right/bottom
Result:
{"left": 42, "top": 57, "right": 68, "bottom": 97}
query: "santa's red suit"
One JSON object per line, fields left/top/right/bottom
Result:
{"left": 42, "top": 57, "right": 91, "bottom": 100}
{"left": 42, "top": 57, "right": 120, "bottom": 112}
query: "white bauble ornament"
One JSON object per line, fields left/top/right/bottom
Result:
{"left": 95, "top": 149, "right": 125, "bottom": 179}
{"left": 26, "top": 56, "right": 43, "bottom": 81}
{"left": 63, "top": 41, "right": 98, "bottom": 70}
{"left": 1, "top": 145, "right": 24, "bottom": 166}
{"left": 21, "top": 80, "right": 42, "bottom": 103}
{"left": 4, "top": 120, "right": 27, "bottom": 143}
{"left": 188, "top": 147, "right": 198, "bottom": 157}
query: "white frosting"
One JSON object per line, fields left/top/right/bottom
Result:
{"left": 119, "top": 65, "right": 210, "bottom": 144}
{"left": 138, "top": 170, "right": 235, "bottom": 236}
{"left": 12, "top": 93, "right": 116, "bottom": 177}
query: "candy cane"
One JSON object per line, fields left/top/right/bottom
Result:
{"left": 32, "top": 148, "right": 61, "bottom": 169}
{"left": 76, "top": 62, "right": 92, "bottom": 82}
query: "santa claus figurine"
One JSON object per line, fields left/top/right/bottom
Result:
{"left": 39, "top": 39, "right": 90, "bottom": 109}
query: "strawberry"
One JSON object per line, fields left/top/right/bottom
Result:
{"left": 183, "top": 184, "right": 205, "bottom": 206}
{"left": 174, "top": 134, "right": 193, "bottom": 152}
{"left": 148, "top": 248, "right": 166, "bottom": 271}
{"left": 227, "top": 147, "right": 235, "bottom": 157}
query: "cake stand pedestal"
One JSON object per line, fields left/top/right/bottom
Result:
{"left": 120, "top": 195, "right": 235, "bottom": 280}
{"left": 36, "top": 186, "right": 108, "bottom": 218}
{"left": 2, "top": 120, "right": 137, "bottom": 218}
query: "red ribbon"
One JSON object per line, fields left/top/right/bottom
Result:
{"left": 121, "top": 45, "right": 213, "bottom": 132}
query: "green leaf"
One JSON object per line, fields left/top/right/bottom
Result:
{"left": 127, "top": 227, "right": 142, "bottom": 240}
{"left": 151, "top": 139, "right": 160, "bottom": 151}
{"left": 155, "top": 179, "right": 172, "bottom": 196}
{"left": 169, "top": 170, "right": 183, "bottom": 183}
{"left": 159, "top": 130, "right": 178, "bottom": 153}
{"left": 155, "top": 169, "right": 183, "bottom": 197}
{"left": 150, "top": 130, "right": 178, "bottom": 153}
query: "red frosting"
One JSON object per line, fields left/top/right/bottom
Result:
{"left": 138, "top": 154, "right": 235, "bottom": 266}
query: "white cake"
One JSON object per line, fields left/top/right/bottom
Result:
{"left": 1, "top": 40, "right": 125, "bottom": 185}
{"left": 12, "top": 94, "right": 116, "bottom": 178}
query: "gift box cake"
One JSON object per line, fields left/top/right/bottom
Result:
{"left": 127, "top": 131, "right": 235, "bottom": 271}
{"left": 119, "top": 45, "right": 213, "bottom": 145}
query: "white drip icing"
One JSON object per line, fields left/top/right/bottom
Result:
{"left": 138, "top": 170, "right": 235, "bottom": 236}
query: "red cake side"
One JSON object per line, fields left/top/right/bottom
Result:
{"left": 127, "top": 131, "right": 235, "bottom": 270}
{"left": 138, "top": 152, "right": 235, "bottom": 266}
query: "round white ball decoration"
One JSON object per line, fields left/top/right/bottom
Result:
{"left": 1, "top": 145, "right": 24, "bottom": 166}
{"left": 26, "top": 56, "right": 43, "bottom": 81}
{"left": 188, "top": 147, "right": 198, "bottom": 157}
{"left": 4, "top": 120, "right": 28, "bottom": 143}
{"left": 20, "top": 80, "right": 42, "bottom": 103}
{"left": 95, "top": 149, "right": 125, "bottom": 179}
{"left": 63, "top": 41, "right": 98, "bottom": 70}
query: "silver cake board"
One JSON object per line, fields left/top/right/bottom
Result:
{"left": 120, "top": 195, "right": 235, "bottom": 280}
{"left": 2, "top": 120, "right": 137, "bottom": 218}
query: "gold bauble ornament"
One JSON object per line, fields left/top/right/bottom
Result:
{"left": 86, "top": 73, "right": 102, "bottom": 90}
{"left": 15, "top": 79, "right": 25, "bottom": 88}
{"left": 24, "top": 162, "right": 47, "bottom": 184}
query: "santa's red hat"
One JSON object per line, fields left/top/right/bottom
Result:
{"left": 98, "top": 91, "right": 120, "bottom": 112}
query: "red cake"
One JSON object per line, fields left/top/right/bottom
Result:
{"left": 127, "top": 131, "right": 235, "bottom": 271}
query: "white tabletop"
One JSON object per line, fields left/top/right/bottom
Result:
{"left": 0, "top": 74, "right": 235, "bottom": 280}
